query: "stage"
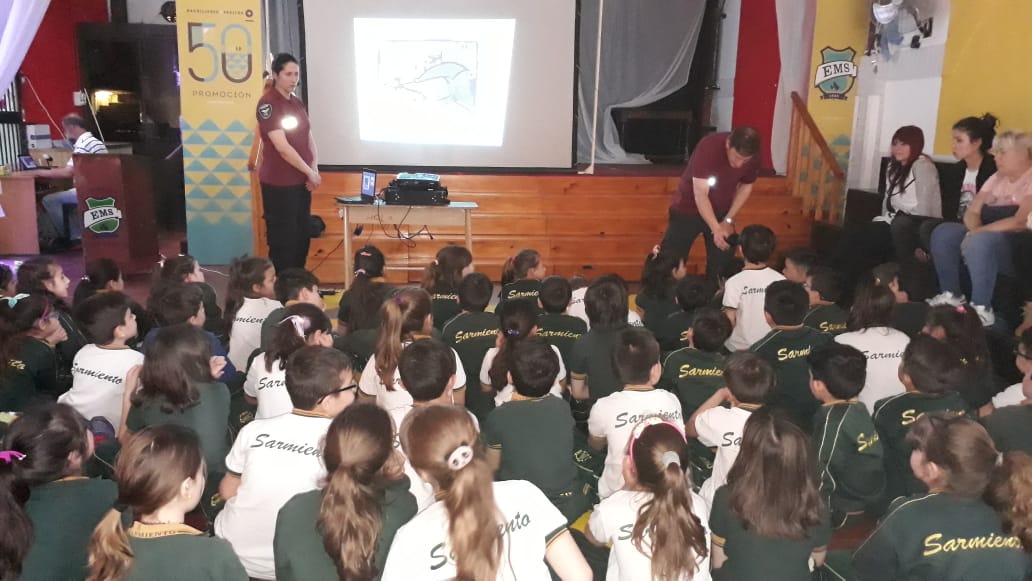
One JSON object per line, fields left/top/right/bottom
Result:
{"left": 251, "top": 166, "right": 810, "bottom": 285}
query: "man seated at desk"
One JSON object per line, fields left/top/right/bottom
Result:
{"left": 25, "top": 113, "right": 107, "bottom": 244}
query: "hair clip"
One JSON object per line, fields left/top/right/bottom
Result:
{"left": 0, "top": 450, "right": 26, "bottom": 464}
{"left": 447, "top": 444, "right": 474, "bottom": 471}
{"left": 359, "top": 251, "right": 372, "bottom": 257}
{"left": 4, "top": 293, "right": 28, "bottom": 308}
{"left": 280, "top": 315, "right": 309, "bottom": 338}
{"left": 650, "top": 244, "right": 661, "bottom": 259}
{"left": 433, "top": 259, "right": 440, "bottom": 266}
{"left": 660, "top": 450, "right": 680, "bottom": 468}
{"left": 956, "top": 305, "right": 966, "bottom": 314}
{"left": 997, "top": 452, "right": 1005, "bottom": 468}
{"left": 354, "top": 268, "right": 367, "bottom": 276}
{"left": 505, "top": 328, "right": 520, "bottom": 337}
{"left": 393, "top": 296, "right": 403, "bottom": 306}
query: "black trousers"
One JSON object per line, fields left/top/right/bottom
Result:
{"left": 660, "top": 208, "right": 733, "bottom": 282}
{"left": 261, "top": 182, "right": 311, "bottom": 272}
{"left": 890, "top": 213, "right": 941, "bottom": 301}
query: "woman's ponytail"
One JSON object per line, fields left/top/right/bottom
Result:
{"left": 986, "top": 451, "right": 1032, "bottom": 552}
{"left": 87, "top": 508, "right": 133, "bottom": 581}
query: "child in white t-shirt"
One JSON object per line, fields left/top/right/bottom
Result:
{"left": 358, "top": 288, "right": 466, "bottom": 411}
{"left": 688, "top": 351, "right": 774, "bottom": 504}
{"left": 381, "top": 405, "right": 591, "bottom": 581}
{"left": 588, "top": 328, "right": 683, "bottom": 499}
{"left": 225, "top": 257, "right": 281, "bottom": 371}
{"left": 587, "top": 418, "right": 712, "bottom": 581}
{"left": 723, "top": 225, "right": 785, "bottom": 351}
{"left": 983, "top": 330, "right": 1032, "bottom": 414}
{"left": 479, "top": 299, "right": 566, "bottom": 406}
{"left": 835, "top": 284, "right": 910, "bottom": 413}
{"left": 569, "top": 282, "right": 644, "bottom": 329}
{"left": 215, "top": 346, "right": 355, "bottom": 579}
{"left": 59, "top": 292, "right": 142, "bottom": 425}
{"left": 244, "top": 303, "right": 334, "bottom": 420}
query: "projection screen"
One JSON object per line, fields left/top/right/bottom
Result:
{"left": 301, "top": 0, "right": 577, "bottom": 169}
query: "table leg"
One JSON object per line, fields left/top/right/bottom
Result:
{"left": 343, "top": 206, "right": 353, "bottom": 288}
{"left": 464, "top": 209, "right": 473, "bottom": 253}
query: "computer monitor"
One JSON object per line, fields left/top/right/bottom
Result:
{"left": 17, "top": 155, "right": 37, "bottom": 171}
{"left": 361, "top": 169, "right": 377, "bottom": 202}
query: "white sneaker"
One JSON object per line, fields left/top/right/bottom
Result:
{"left": 972, "top": 304, "right": 995, "bottom": 327}
{"left": 928, "top": 292, "right": 966, "bottom": 307}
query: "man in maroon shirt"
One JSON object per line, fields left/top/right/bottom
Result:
{"left": 661, "top": 127, "right": 761, "bottom": 281}
{"left": 256, "top": 53, "right": 320, "bottom": 271}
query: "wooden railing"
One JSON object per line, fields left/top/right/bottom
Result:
{"left": 787, "top": 91, "right": 846, "bottom": 223}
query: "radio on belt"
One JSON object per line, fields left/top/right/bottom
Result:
{"left": 384, "top": 172, "right": 450, "bottom": 206}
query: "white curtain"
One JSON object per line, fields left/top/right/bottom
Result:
{"left": 770, "top": 0, "right": 815, "bottom": 174}
{"left": 0, "top": 0, "right": 49, "bottom": 99}
{"left": 577, "top": 0, "right": 706, "bottom": 165}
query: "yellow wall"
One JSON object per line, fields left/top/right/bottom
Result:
{"left": 936, "top": 1, "right": 1032, "bottom": 152}
{"left": 805, "top": 0, "right": 871, "bottom": 170}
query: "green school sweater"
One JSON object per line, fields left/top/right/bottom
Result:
{"left": 1, "top": 337, "right": 60, "bottom": 411}
{"left": 126, "top": 382, "right": 231, "bottom": 474}
{"left": 569, "top": 328, "right": 626, "bottom": 402}
{"left": 812, "top": 400, "right": 885, "bottom": 517}
{"left": 442, "top": 311, "right": 500, "bottom": 422}
{"left": 430, "top": 288, "right": 462, "bottom": 332}
{"left": 536, "top": 313, "right": 587, "bottom": 372}
{"left": 983, "top": 404, "right": 1032, "bottom": 455}
{"left": 124, "top": 522, "right": 247, "bottom": 580}
{"left": 803, "top": 303, "right": 848, "bottom": 336}
{"left": 751, "top": 326, "right": 833, "bottom": 430}
{"left": 483, "top": 395, "right": 578, "bottom": 498}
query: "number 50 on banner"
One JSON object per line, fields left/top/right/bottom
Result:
{"left": 186, "top": 22, "right": 254, "bottom": 84}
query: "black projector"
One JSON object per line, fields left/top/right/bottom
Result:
{"left": 384, "top": 173, "right": 449, "bottom": 206}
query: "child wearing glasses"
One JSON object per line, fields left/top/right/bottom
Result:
{"left": 587, "top": 418, "right": 711, "bottom": 581}
{"left": 215, "top": 346, "right": 355, "bottom": 579}
{"left": 0, "top": 293, "right": 67, "bottom": 410}
{"left": 588, "top": 328, "right": 683, "bottom": 500}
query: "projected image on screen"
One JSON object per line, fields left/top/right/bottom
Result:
{"left": 354, "top": 18, "right": 516, "bottom": 147}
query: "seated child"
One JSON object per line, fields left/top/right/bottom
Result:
{"left": 835, "top": 283, "right": 910, "bottom": 413}
{"left": 0, "top": 293, "right": 67, "bottom": 410}
{"left": 144, "top": 282, "right": 237, "bottom": 378}
{"left": 0, "top": 263, "right": 14, "bottom": 298}
{"left": 3, "top": 403, "right": 117, "bottom": 580}
{"left": 72, "top": 259, "right": 154, "bottom": 350}
{"left": 656, "top": 275, "right": 715, "bottom": 353}
{"left": 245, "top": 303, "right": 333, "bottom": 420}
{"left": 569, "top": 274, "right": 645, "bottom": 330}
{"left": 873, "top": 335, "right": 969, "bottom": 503}
{"left": 570, "top": 277, "right": 631, "bottom": 404}
{"left": 421, "top": 245, "right": 473, "bottom": 331}
{"left": 802, "top": 266, "right": 848, "bottom": 335}
{"left": 982, "top": 374, "right": 1032, "bottom": 455}
{"left": 225, "top": 256, "right": 281, "bottom": 372}
{"left": 215, "top": 346, "right": 355, "bottom": 579}
{"left": 688, "top": 351, "right": 774, "bottom": 504}
{"left": 588, "top": 328, "right": 683, "bottom": 499}
{"left": 396, "top": 338, "right": 467, "bottom": 510}
{"left": 259, "top": 268, "right": 324, "bottom": 352}
{"left": 587, "top": 419, "right": 710, "bottom": 580}
{"left": 484, "top": 337, "right": 585, "bottom": 523}
{"left": 337, "top": 245, "right": 394, "bottom": 335}
{"left": 872, "top": 262, "right": 929, "bottom": 338}
{"left": 922, "top": 304, "right": 997, "bottom": 410}
{"left": 536, "top": 275, "right": 588, "bottom": 372}
{"left": 637, "top": 245, "right": 687, "bottom": 334}
{"left": 750, "top": 280, "right": 832, "bottom": 430}
{"left": 157, "top": 254, "right": 224, "bottom": 337}
{"left": 274, "top": 403, "right": 416, "bottom": 581}
{"left": 659, "top": 307, "right": 732, "bottom": 484}
{"left": 984, "top": 329, "right": 1032, "bottom": 412}
{"left": 723, "top": 225, "right": 785, "bottom": 351}
{"left": 59, "top": 292, "right": 142, "bottom": 426}
{"left": 852, "top": 416, "right": 1032, "bottom": 581}
{"left": 782, "top": 247, "right": 818, "bottom": 284}
{"left": 499, "top": 248, "right": 546, "bottom": 305}
{"left": 441, "top": 273, "right": 500, "bottom": 422}
{"left": 17, "top": 257, "right": 87, "bottom": 384}
{"left": 89, "top": 425, "right": 248, "bottom": 580}
{"left": 480, "top": 299, "right": 566, "bottom": 407}
{"left": 808, "top": 343, "right": 885, "bottom": 527}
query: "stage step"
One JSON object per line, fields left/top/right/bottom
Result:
{"left": 297, "top": 174, "right": 806, "bottom": 284}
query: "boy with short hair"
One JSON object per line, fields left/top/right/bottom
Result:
{"left": 536, "top": 275, "right": 588, "bottom": 372}
{"left": 215, "top": 346, "right": 355, "bottom": 579}
{"left": 873, "top": 335, "right": 968, "bottom": 502}
{"left": 143, "top": 283, "right": 237, "bottom": 378}
{"left": 723, "top": 225, "right": 785, "bottom": 351}
{"left": 808, "top": 343, "right": 885, "bottom": 527}
{"left": 803, "top": 266, "right": 848, "bottom": 335}
{"left": 570, "top": 277, "right": 633, "bottom": 404}
{"left": 260, "top": 268, "right": 324, "bottom": 351}
{"left": 687, "top": 350, "right": 773, "bottom": 504}
{"left": 872, "top": 262, "right": 929, "bottom": 338}
{"left": 659, "top": 307, "right": 731, "bottom": 484}
{"left": 751, "top": 280, "right": 832, "bottom": 430}
{"left": 483, "top": 337, "right": 585, "bottom": 522}
{"left": 442, "top": 272, "right": 501, "bottom": 422}
{"left": 587, "top": 328, "right": 682, "bottom": 499}
{"left": 656, "top": 275, "right": 715, "bottom": 353}
{"left": 782, "top": 247, "right": 818, "bottom": 284}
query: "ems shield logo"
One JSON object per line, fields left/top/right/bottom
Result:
{"left": 814, "top": 47, "right": 858, "bottom": 100}
{"left": 83, "top": 198, "right": 123, "bottom": 236}
{"left": 259, "top": 104, "right": 272, "bottom": 120}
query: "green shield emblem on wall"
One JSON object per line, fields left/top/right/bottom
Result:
{"left": 83, "top": 197, "right": 124, "bottom": 235}
{"left": 814, "top": 47, "right": 859, "bottom": 100}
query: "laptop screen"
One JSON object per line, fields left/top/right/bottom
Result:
{"left": 17, "top": 155, "right": 37, "bottom": 170}
{"left": 361, "top": 169, "right": 377, "bottom": 198}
